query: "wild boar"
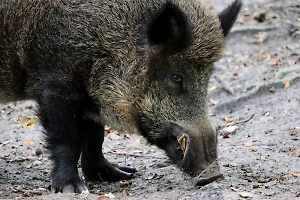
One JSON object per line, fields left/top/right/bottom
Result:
{"left": 0, "top": 0, "right": 241, "bottom": 193}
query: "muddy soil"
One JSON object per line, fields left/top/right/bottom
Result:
{"left": 1, "top": 0, "right": 300, "bottom": 199}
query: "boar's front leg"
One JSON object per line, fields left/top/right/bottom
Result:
{"left": 37, "top": 82, "right": 136, "bottom": 193}
{"left": 37, "top": 84, "right": 88, "bottom": 193}
{"left": 80, "top": 119, "right": 137, "bottom": 182}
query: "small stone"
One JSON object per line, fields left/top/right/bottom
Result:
{"left": 33, "top": 160, "right": 43, "bottom": 166}
{"left": 104, "top": 192, "right": 115, "bottom": 198}
{"left": 251, "top": 147, "right": 258, "bottom": 152}
{"left": 35, "top": 147, "right": 43, "bottom": 156}
{"left": 223, "top": 126, "right": 239, "bottom": 134}
{"left": 269, "top": 86, "right": 276, "bottom": 92}
{"left": 246, "top": 173, "right": 253, "bottom": 177}
{"left": 26, "top": 164, "right": 32, "bottom": 169}
{"left": 263, "top": 111, "right": 270, "bottom": 116}
{"left": 239, "top": 191, "right": 253, "bottom": 198}
{"left": 230, "top": 187, "right": 239, "bottom": 192}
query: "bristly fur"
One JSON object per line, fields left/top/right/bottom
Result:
{"left": 85, "top": 0, "right": 226, "bottom": 134}
{"left": 0, "top": 0, "right": 241, "bottom": 192}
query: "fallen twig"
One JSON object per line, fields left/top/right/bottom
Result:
{"left": 216, "top": 114, "right": 254, "bottom": 132}
{"left": 229, "top": 113, "right": 254, "bottom": 126}
{"left": 230, "top": 24, "right": 278, "bottom": 34}
{"left": 13, "top": 187, "right": 47, "bottom": 195}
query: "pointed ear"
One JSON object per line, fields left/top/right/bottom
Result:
{"left": 147, "top": 2, "right": 189, "bottom": 53}
{"left": 218, "top": 0, "right": 242, "bottom": 37}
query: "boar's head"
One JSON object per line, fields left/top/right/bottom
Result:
{"left": 89, "top": 0, "right": 241, "bottom": 186}
{"left": 138, "top": 0, "right": 241, "bottom": 185}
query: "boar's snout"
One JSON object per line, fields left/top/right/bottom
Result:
{"left": 169, "top": 122, "right": 222, "bottom": 185}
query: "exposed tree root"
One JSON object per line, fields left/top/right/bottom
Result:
{"left": 213, "top": 65, "right": 300, "bottom": 114}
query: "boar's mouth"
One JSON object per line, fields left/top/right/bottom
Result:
{"left": 174, "top": 131, "right": 223, "bottom": 185}
{"left": 141, "top": 123, "right": 222, "bottom": 186}
{"left": 173, "top": 128, "right": 222, "bottom": 185}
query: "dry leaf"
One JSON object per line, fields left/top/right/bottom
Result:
{"left": 244, "top": 142, "right": 254, "bottom": 147}
{"left": 122, "top": 189, "right": 132, "bottom": 196}
{"left": 291, "top": 150, "right": 300, "bottom": 157}
{"left": 292, "top": 173, "right": 300, "bottom": 177}
{"left": 129, "top": 139, "right": 140, "bottom": 147}
{"left": 27, "top": 120, "right": 36, "bottom": 127}
{"left": 115, "top": 148, "right": 126, "bottom": 154}
{"left": 252, "top": 52, "right": 269, "bottom": 60}
{"left": 104, "top": 192, "right": 115, "bottom": 198}
{"left": 226, "top": 118, "right": 233, "bottom": 123}
{"left": 208, "top": 85, "right": 217, "bottom": 92}
{"left": 26, "top": 139, "right": 34, "bottom": 146}
{"left": 254, "top": 32, "right": 268, "bottom": 43}
{"left": 279, "top": 175, "right": 286, "bottom": 181}
{"left": 97, "top": 195, "right": 108, "bottom": 200}
{"left": 107, "top": 132, "right": 120, "bottom": 140}
{"left": 145, "top": 173, "right": 157, "bottom": 180}
{"left": 284, "top": 82, "right": 290, "bottom": 88}
{"left": 268, "top": 59, "right": 281, "bottom": 66}
{"left": 19, "top": 117, "right": 25, "bottom": 123}
{"left": 105, "top": 127, "right": 115, "bottom": 133}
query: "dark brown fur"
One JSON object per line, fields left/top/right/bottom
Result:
{"left": 0, "top": 0, "right": 241, "bottom": 193}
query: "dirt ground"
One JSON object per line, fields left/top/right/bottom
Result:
{"left": 1, "top": 0, "right": 300, "bottom": 199}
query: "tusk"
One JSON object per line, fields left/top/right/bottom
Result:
{"left": 177, "top": 133, "right": 188, "bottom": 154}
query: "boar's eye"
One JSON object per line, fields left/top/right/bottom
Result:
{"left": 171, "top": 74, "right": 183, "bottom": 84}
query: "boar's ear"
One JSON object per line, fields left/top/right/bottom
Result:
{"left": 218, "top": 0, "right": 242, "bottom": 37}
{"left": 147, "top": 2, "right": 189, "bottom": 53}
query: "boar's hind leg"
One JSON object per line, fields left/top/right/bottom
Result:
{"left": 80, "top": 119, "right": 137, "bottom": 181}
{"left": 37, "top": 87, "right": 88, "bottom": 193}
